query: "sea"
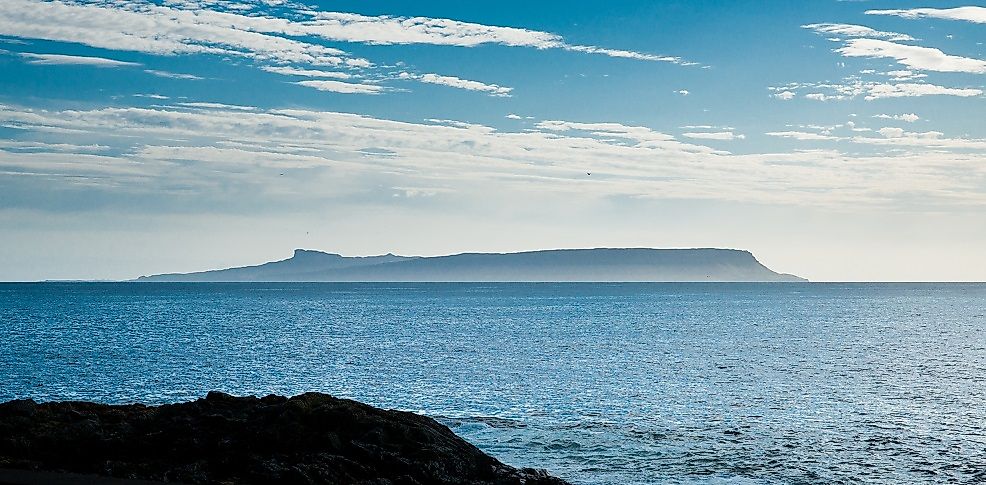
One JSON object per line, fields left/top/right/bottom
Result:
{"left": 1, "top": 282, "right": 985, "bottom": 484}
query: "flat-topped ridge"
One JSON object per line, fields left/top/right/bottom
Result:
{"left": 136, "top": 248, "right": 806, "bottom": 282}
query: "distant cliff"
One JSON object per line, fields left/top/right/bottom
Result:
{"left": 136, "top": 248, "right": 806, "bottom": 282}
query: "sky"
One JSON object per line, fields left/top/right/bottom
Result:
{"left": 0, "top": 0, "right": 984, "bottom": 281}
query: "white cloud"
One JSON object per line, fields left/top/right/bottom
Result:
{"left": 676, "top": 90, "right": 690, "bottom": 96}
{"left": 866, "top": 7, "right": 986, "bottom": 24}
{"left": 846, "top": 121, "right": 870, "bottom": 132}
{"left": 0, "top": 140, "right": 109, "bottom": 152}
{"left": 766, "top": 131, "right": 840, "bottom": 141}
{"left": 144, "top": 69, "right": 204, "bottom": 80}
{"left": 805, "top": 93, "right": 846, "bottom": 101}
{"left": 0, "top": 0, "right": 687, "bottom": 75}
{"left": 883, "top": 69, "right": 927, "bottom": 80}
{"left": 773, "top": 90, "right": 796, "bottom": 100}
{"left": 836, "top": 38, "right": 986, "bottom": 74}
{"left": 773, "top": 79, "right": 983, "bottom": 101}
{"left": 294, "top": 80, "right": 384, "bottom": 94}
{"left": 0, "top": 105, "right": 733, "bottom": 202}
{"left": 855, "top": 130, "right": 986, "bottom": 150}
{"left": 878, "top": 127, "right": 906, "bottom": 138}
{"left": 792, "top": 20, "right": 985, "bottom": 108}
{"left": 535, "top": 120, "right": 723, "bottom": 154}
{"left": 261, "top": 66, "right": 352, "bottom": 79}
{"left": 2, "top": 102, "right": 985, "bottom": 209}
{"left": 400, "top": 72, "right": 512, "bottom": 97}
{"left": 0, "top": 0, "right": 696, "bottom": 106}
{"left": 562, "top": 44, "right": 688, "bottom": 63}
{"left": 310, "top": 11, "right": 688, "bottom": 63}
{"left": 682, "top": 131, "right": 745, "bottom": 141}
{"left": 177, "top": 102, "right": 256, "bottom": 111}
{"left": 803, "top": 23, "right": 915, "bottom": 41}
{"left": 0, "top": 0, "right": 361, "bottom": 67}
{"left": 874, "top": 113, "right": 920, "bottom": 123}
{"left": 300, "top": 11, "right": 561, "bottom": 48}
{"left": 19, "top": 52, "right": 140, "bottom": 67}
{"left": 505, "top": 114, "right": 523, "bottom": 120}
{"left": 864, "top": 82, "right": 982, "bottom": 100}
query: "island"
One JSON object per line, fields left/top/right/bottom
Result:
{"left": 136, "top": 248, "right": 807, "bottom": 282}
{"left": 0, "top": 392, "right": 569, "bottom": 485}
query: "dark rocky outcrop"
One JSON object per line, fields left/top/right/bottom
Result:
{"left": 0, "top": 392, "right": 569, "bottom": 485}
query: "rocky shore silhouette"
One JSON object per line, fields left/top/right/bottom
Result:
{"left": 0, "top": 392, "right": 568, "bottom": 485}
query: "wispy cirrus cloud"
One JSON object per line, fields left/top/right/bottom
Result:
{"left": 802, "top": 23, "right": 915, "bottom": 42}
{"left": 864, "top": 82, "right": 982, "bottom": 100}
{"left": 860, "top": 128, "right": 986, "bottom": 149}
{"left": 19, "top": 52, "right": 140, "bottom": 67}
{"left": 681, "top": 131, "right": 745, "bottom": 141}
{"left": 144, "top": 69, "right": 204, "bottom": 80}
{"left": 770, "top": 79, "right": 983, "bottom": 101}
{"left": 0, "top": 0, "right": 688, "bottom": 100}
{"left": 294, "top": 80, "right": 384, "bottom": 94}
{"left": 176, "top": 102, "right": 257, "bottom": 111}
{"left": 261, "top": 66, "right": 352, "bottom": 79}
{"left": 400, "top": 72, "right": 513, "bottom": 97}
{"left": 0, "top": 0, "right": 687, "bottom": 70}
{"left": 0, "top": 0, "right": 362, "bottom": 66}
{"left": 2, "top": 102, "right": 985, "bottom": 211}
{"left": 766, "top": 131, "right": 840, "bottom": 141}
{"left": 836, "top": 38, "right": 986, "bottom": 74}
{"left": 866, "top": 6, "right": 986, "bottom": 24}
{"left": 536, "top": 120, "right": 724, "bottom": 154}
{"left": 562, "top": 44, "right": 688, "bottom": 63}
{"left": 0, "top": 140, "right": 109, "bottom": 152}
{"left": 765, "top": 124, "right": 986, "bottom": 151}
{"left": 301, "top": 11, "right": 689, "bottom": 64}
{"left": 793, "top": 16, "right": 986, "bottom": 104}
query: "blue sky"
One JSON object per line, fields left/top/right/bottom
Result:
{"left": 1, "top": 0, "right": 985, "bottom": 281}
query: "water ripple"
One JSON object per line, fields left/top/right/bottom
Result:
{"left": 1, "top": 282, "right": 985, "bottom": 484}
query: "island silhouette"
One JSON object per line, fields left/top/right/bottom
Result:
{"left": 136, "top": 248, "right": 806, "bottom": 282}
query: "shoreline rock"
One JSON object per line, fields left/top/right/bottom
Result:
{"left": 0, "top": 392, "right": 569, "bottom": 485}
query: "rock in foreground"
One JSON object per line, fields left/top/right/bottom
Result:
{"left": 0, "top": 392, "right": 569, "bottom": 485}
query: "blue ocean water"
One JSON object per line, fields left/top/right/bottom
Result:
{"left": 2, "top": 283, "right": 985, "bottom": 484}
